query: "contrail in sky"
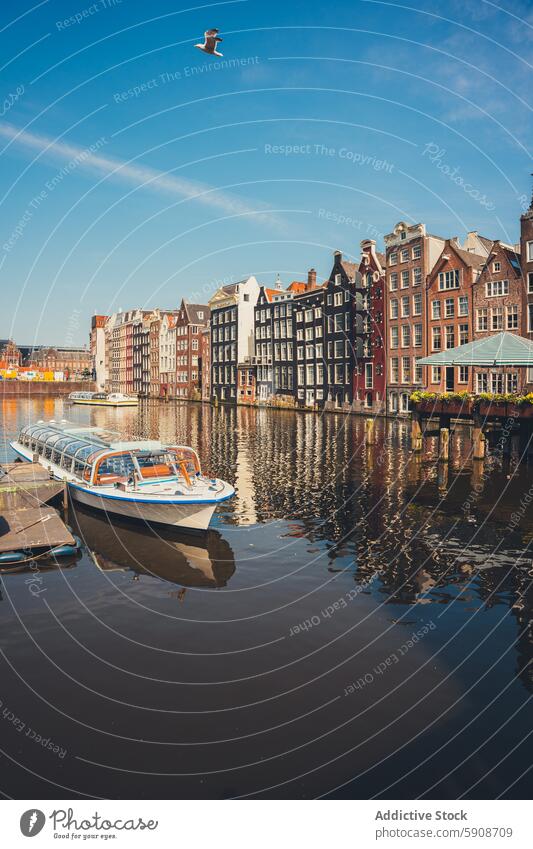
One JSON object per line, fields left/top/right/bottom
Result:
{"left": 0, "top": 122, "right": 279, "bottom": 225}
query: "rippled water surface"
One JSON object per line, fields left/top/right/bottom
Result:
{"left": 0, "top": 397, "right": 532, "bottom": 799}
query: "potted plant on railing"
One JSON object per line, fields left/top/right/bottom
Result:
{"left": 410, "top": 390, "right": 473, "bottom": 415}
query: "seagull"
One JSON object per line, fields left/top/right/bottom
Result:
{"left": 195, "top": 28, "right": 223, "bottom": 57}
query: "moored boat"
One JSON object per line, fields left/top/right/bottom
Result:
{"left": 68, "top": 391, "right": 138, "bottom": 407}
{"left": 10, "top": 421, "right": 234, "bottom": 531}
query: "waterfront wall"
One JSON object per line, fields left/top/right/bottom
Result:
{"left": 0, "top": 381, "right": 96, "bottom": 398}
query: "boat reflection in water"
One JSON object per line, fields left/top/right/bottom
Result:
{"left": 70, "top": 502, "right": 236, "bottom": 589}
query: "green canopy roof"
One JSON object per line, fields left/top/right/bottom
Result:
{"left": 418, "top": 332, "right": 533, "bottom": 367}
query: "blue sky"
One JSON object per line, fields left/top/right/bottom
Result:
{"left": 1, "top": 0, "right": 532, "bottom": 345}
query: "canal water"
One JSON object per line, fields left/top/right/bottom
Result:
{"left": 0, "top": 397, "right": 531, "bottom": 799}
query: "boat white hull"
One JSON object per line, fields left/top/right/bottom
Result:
{"left": 71, "top": 399, "right": 138, "bottom": 407}
{"left": 9, "top": 442, "right": 232, "bottom": 532}
{"left": 69, "top": 485, "right": 217, "bottom": 530}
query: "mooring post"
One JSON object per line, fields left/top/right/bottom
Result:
{"left": 411, "top": 412, "right": 422, "bottom": 452}
{"left": 439, "top": 427, "right": 450, "bottom": 462}
{"left": 63, "top": 479, "right": 69, "bottom": 521}
{"left": 365, "top": 418, "right": 376, "bottom": 446}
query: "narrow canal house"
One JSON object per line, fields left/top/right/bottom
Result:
{"left": 426, "top": 239, "right": 485, "bottom": 393}
{"left": 292, "top": 271, "right": 327, "bottom": 408}
{"left": 209, "top": 276, "right": 260, "bottom": 402}
{"left": 200, "top": 325, "right": 211, "bottom": 401}
{"left": 174, "top": 300, "right": 210, "bottom": 399}
{"left": 159, "top": 313, "right": 177, "bottom": 399}
{"left": 253, "top": 277, "right": 308, "bottom": 405}
{"left": 384, "top": 222, "right": 445, "bottom": 415}
{"left": 472, "top": 240, "right": 530, "bottom": 393}
{"left": 354, "top": 240, "right": 386, "bottom": 414}
{"left": 322, "top": 252, "right": 360, "bottom": 411}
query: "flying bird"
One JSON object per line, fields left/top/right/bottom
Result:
{"left": 195, "top": 28, "right": 223, "bottom": 57}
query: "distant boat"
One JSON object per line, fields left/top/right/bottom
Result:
{"left": 68, "top": 391, "right": 138, "bottom": 407}
{"left": 10, "top": 420, "right": 234, "bottom": 531}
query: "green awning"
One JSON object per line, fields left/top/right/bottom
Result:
{"left": 418, "top": 332, "right": 533, "bottom": 367}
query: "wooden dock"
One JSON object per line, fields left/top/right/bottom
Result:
{"left": 0, "top": 462, "right": 75, "bottom": 559}
{"left": 0, "top": 507, "right": 75, "bottom": 554}
{"left": 0, "top": 462, "right": 65, "bottom": 510}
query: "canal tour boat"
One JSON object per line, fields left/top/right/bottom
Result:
{"left": 68, "top": 392, "right": 138, "bottom": 407}
{"left": 10, "top": 421, "right": 234, "bottom": 531}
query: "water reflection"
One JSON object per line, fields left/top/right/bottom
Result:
{"left": 71, "top": 503, "right": 236, "bottom": 589}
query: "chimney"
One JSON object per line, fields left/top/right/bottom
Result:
{"left": 307, "top": 268, "right": 317, "bottom": 290}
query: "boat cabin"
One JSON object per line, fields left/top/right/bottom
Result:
{"left": 17, "top": 422, "right": 201, "bottom": 489}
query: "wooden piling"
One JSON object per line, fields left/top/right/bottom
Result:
{"left": 439, "top": 427, "right": 450, "bottom": 462}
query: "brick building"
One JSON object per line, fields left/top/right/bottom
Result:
{"left": 426, "top": 239, "right": 485, "bottom": 393}
{"left": 521, "top": 191, "right": 533, "bottom": 364}
{"left": 237, "top": 363, "right": 257, "bottom": 405}
{"left": 30, "top": 346, "right": 91, "bottom": 378}
{"left": 385, "top": 221, "right": 445, "bottom": 414}
{"left": 175, "top": 300, "right": 210, "bottom": 399}
{"left": 0, "top": 339, "right": 22, "bottom": 368}
{"left": 90, "top": 315, "right": 107, "bottom": 389}
{"left": 354, "top": 240, "right": 386, "bottom": 413}
{"left": 472, "top": 240, "right": 529, "bottom": 393}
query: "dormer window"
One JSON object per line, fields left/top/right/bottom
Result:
{"left": 335, "top": 273, "right": 342, "bottom": 285}
{"left": 198, "top": 311, "right": 204, "bottom": 319}
{"left": 400, "top": 230, "right": 407, "bottom": 240}
{"left": 492, "top": 261, "right": 501, "bottom": 273}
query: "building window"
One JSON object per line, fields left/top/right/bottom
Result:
{"left": 401, "top": 296, "right": 409, "bottom": 317}
{"left": 529, "top": 303, "right": 533, "bottom": 332}
{"left": 413, "top": 324, "right": 422, "bottom": 347}
{"left": 401, "top": 356, "right": 410, "bottom": 383}
{"left": 413, "top": 293, "right": 422, "bottom": 315}
{"left": 458, "top": 296, "right": 468, "bottom": 316}
{"left": 412, "top": 245, "right": 421, "bottom": 260}
{"left": 527, "top": 241, "right": 533, "bottom": 262}
{"left": 390, "top": 299, "right": 399, "bottom": 319}
{"left": 389, "top": 251, "right": 398, "bottom": 265}
{"left": 401, "top": 325, "right": 410, "bottom": 347}
{"left": 400, "top": 248, "right": 409, "bottom": 262}
{"left": 486, "top": 280, "right": 509, "bottom": 297}
{"left": 413, "top": 267, "right": 422, "bottom": 285}
{"left": 445, "top": 326, "right": 455, "bottom": 349}
{"left": 431, "top": 300, "right": 441, "bottom": 320}
{"left": 431, "top": 366, "right": 441, "bottom": 384}
{"left": 492, "top": 261, "right": 501, "bottom": 273}
{"left": 390, "top": 357, "right": 399, "bottom": 383}
{"left": 528, "top": 272, "right": 533, "bottom": 294}
{"left": 438, "top": 269, "right": 460, "bottom": 290}
{"left": 507, "top": 304, "right": 519, "bottom": 330}
{"left": 459, "top": 323, "right": 468, "bottom": 345}
{"left": 400, "top": 393, "right": 410, "bottom": 413}
{"left": 414, "top": 357, "right": 422, "bottom": 384}
{"left": 458, "top": 366, "right": 469, "bottom": 384}
{"left": 477, "top": 307, "right": 488, "bottom": 332}
{"left": 390, "top": 326, "right": 399, "bottom": 348}
{"left": 334, "top": 292, "right": 343, "bottom": 306}
{"left": 389, "top": 273, "right": 398, "bottom": 291}
{"left": 491, "top": 306, "right": 503, "bottom": 330}
{"left": 365, "top": 363, "right": 373, "bottom": 388}
{"left": 389, "top": 392, "right": 398, "bottom": 413}
{"left": 476, "top": 372, "right": 488, "bottom": 393}
{"left": 444, "top": 298, "right": 454, "bottom": 318}
{"left": 401, "top": 270, "right": 409, "bottom": 288}
{"left": 432, "top": 326, "right": 441, "bottom": 350}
